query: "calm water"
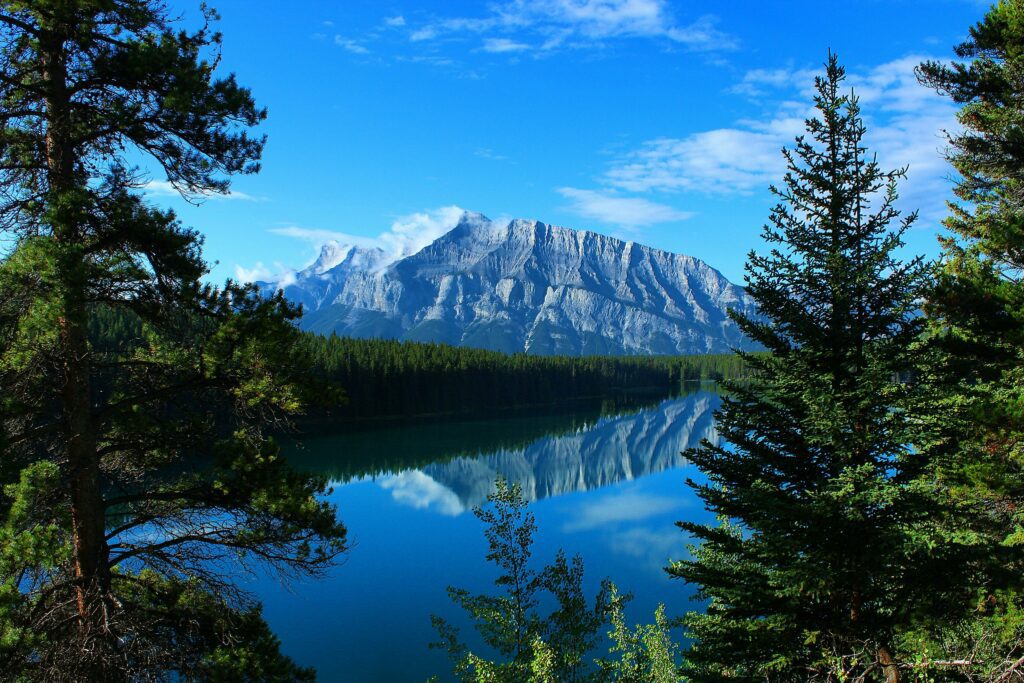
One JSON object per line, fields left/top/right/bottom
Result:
{"left": 253, "top": 389, "right": 720, "bottom": 682}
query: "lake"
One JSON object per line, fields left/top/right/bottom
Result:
{"left": 254, "top": 388, "right": 721, "bottom": 681}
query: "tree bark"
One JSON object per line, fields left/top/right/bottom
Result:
{"left": 41, "top": 21, "right": 111, "bottom": 645}
{"left": 878, "top": 645, "right": 900, "bottom": 683}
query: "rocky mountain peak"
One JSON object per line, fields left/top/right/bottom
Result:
{"left": 312, "top": 241, "right": 349, "bottom": 273}
{"left": 265, "top": 212, "right": 758, "bottom": 356}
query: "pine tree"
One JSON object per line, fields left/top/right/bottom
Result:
{"left": 916, "top": 0, "right": 1024, "bottom": 555}
{"left": 669, "top": 56, "right": 966, "bottom": 682}
{"left": 0, "top": 2, "right": 346, "bottom": 678}
{"left": 911, "top": 0, "right": 1024, "bottom": 669}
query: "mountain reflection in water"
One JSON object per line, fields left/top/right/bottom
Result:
{"left": 263, "top": 389, "right": 721, "bottom": 682}
{"left": 381, "top": 392, "right": 720, "bottom": 514}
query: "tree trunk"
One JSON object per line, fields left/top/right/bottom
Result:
{"left": 878, "top": 646, "right": 900, "bottom": 683}
{"left": 41, "top": 22, "right": 111, "bottom": 647}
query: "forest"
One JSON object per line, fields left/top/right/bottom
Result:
{"left": 298, "top": 334, "right": 742, "bottom": 418}
{"left": 88, "top": 305, "right": 745, "bottom": 419}
{"left": 2, "top": 0, "right": 1024, "bottom": 682}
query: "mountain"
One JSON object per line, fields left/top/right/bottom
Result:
{"left": 382, "top": 392, "right": 720, "bottom": 514}
{"left": 271, "top": 242, "right": 389, "bottom": 313}
{"left": 260, "top": 211, "right": 757, "bottom": 355}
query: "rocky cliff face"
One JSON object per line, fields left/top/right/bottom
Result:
{"left": 263, "top": 211, "right": 757, "bottom": 355}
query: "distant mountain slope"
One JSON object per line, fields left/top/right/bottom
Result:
{"left": 260, "top": 211, "right": 757, "bottom": 355}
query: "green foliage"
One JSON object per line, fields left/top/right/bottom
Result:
{"left": 916, "top": 0, "right": 1024, "bottom": 566}
{"left": 908, "top": 0, "right": 1024, "bottom": 673}
{"left": 0, "top": 1, "right": 345, "bottom": 678}
{"left": 92, "top": 308, "right": 753, "bottom": 421}
{"left": 0, "top": 462, "right": 66, "bottom": 664}
{"left": 300, "top": 333, "right": 749, "bottom": 420}
{"left": 669, "top": 56, "right": 966, "bottom": 681}
{"left": 595, "top": 586, "right": 679, "bottom": 683}
{"left": 434, "top": 480, "right": 685, "bottom": 683}
{"left": 94, "top": 570, "right": 316, "bottom": 683}
{"left": 433, "top": 479, "right": 615, "bottom": 683}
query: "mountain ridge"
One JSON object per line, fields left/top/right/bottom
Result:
{"left": 260, "top": 211, "right": 757, "bottom": 355}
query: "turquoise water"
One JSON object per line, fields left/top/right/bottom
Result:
{"left": 254, "top": 390, "right": 720, "bottom": 681}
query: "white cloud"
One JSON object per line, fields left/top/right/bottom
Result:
{"left": 728, "top": 66, "right": 818, "bottom": 97}
{"left": 607, "top": 526, "right": 690, "bottom": 571}
{"left": 378, "top": 205, "right": 470, "bottom": 261}
{"left": 334, "top": 35, "right": 369, "bottom": 54}
{"left": 142, "top": 180, "right": 264, "bottom": 202}
{"left": 601, "top": 55, "right": 959, "bottom": 212}
{"left": 143, "top": 180, "right": 183, "bottom": 197}
{"left": 220, "top": 189, "right": 264, "bottom": 202}
{"left": 381, "top": 471, "right": 465, "bottom": 516}
{"left": 233, "top": 260, "right": 296, "bottom": 286}
{"left": 606, "top": 131, "right": 785, "bottom": 195}
{"left": 508, "top": 0, "right": 676, "bottom": 39}
{"left": 562, "top": 489, "right": 681, "bottom": 532}
{"left": 234, "top": 262, "right": 275, "bottom": 283}
{"left": 384, "top": 15, "right": 406, "bottom": 28}
{"left": 847, "top": 55, "right": 943, "bottom": 114}
{"left": 483, "top": 37, "right": 532, "bottom": 53}
{"left": 409, "top": 26, "right": 440, "bottom": 42}
{"left": 269, "top": 226, "right": 379, "bottom": 249}
{"left": 558, "top": 486, "right": 692, "bottom": 573}
{"left": 234, "top": 206, "right": 473, "bottom": 285}
{"left": 404, "top": 0, "right": 733, "bottom": 53}
{"left": 557, "top": 187, "right": 693, "bottom": 226}
{"left": 475, "top": 147, "right": 509, "bottom": 161}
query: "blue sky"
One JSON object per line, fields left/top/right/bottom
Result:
{"left": 152, "top": 0, "right": 986, "bottom": 285}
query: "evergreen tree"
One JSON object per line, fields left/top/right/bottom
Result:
{"left": 911, "top": 0, "right": 1024, "bottom": 670}
{"left": 0, "top": 1, "right": 346, "bottom": 679}
{"left": 916, "top": 0, "right": 1024, "bottom": 560}
{"left": 669, "top": 56, "right": 964, "bottom": 682}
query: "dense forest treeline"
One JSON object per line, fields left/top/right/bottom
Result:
{"left": 88, "top": 305, "right": 747, "bottom": 419}
{"left": 299, "top": 334, "right": 744, "bottom": 419}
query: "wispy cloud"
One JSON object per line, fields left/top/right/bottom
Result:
{"left": 599, "top": 55, "right": 958, "bottom": 219}
{"left": 142, "top": 180, "right": 265, "bottom": 202}
{"left": 380, "top": 205, "right": 471, "bottom": 259}
{"left": 236, "top": 206, "right": 472, "bottom": 284}
{"left": 607, "top": 526, "right": 690, "bottom": 571}
{"left": 475, "top": 147, "right": 510, "bottom": 161}
{"left": 233, "top": 258, "right": 305, "bottom": 288}
{"left": 269, "top": 226, "right": 379, "bottom": 248}
{"left": 483, "top": 37, "right": 532, "bottom": 53}
{"left": 606, "top": 131, "right": 788, "bottom": 195}
{"left": 383, "top": 15, "right": 406, "bottom": 28}
{"left": 560, "top": 487, "right": 691, "bottom": 573}
{"left": 269, "top": 206, "right": 468, "bottom": 260}
{"left": 234, "top": 262, "right": 276, "bottom": 283}
{"left": 557, "top": 187, "right": 692, "bottom": 227}
{"left": 727, "top": 66, "right": 818, "bottom": 97}
{"left": 562, "top": 489, "right": 682, "bottom": 532}
{"left": 334, "top": 35, "right": 369, "bottom": 54}
{"left": 401, "top": 0, "right": 735, "bottom": 54}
